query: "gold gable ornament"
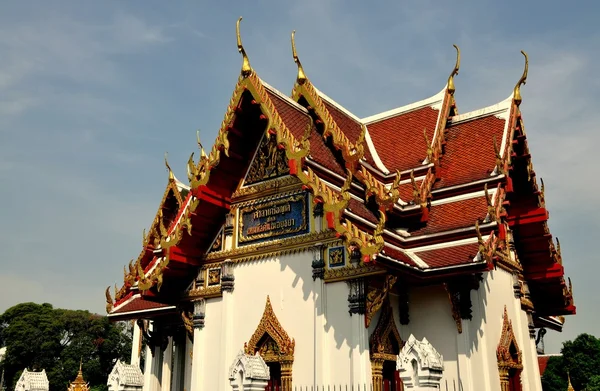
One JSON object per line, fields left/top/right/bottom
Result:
{"left": 67, "top": 361, "right": 90, "bottom": 391}
{"left": 244, "top": 133, "right": 290, "bottom": 185}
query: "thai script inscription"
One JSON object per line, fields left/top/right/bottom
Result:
{"left": 239, "top": 193, "right": 308, "bottom": 244}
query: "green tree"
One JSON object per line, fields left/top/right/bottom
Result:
{"left": 542, "top": 333, "right": 600, "bottom": 391}
{"left": 0, "top": 303, "right": 131, "bottom": 391}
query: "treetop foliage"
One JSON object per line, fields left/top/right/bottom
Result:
{"left": 542, "top": 333, "right": 600, "bottom": 391}
{"left": 0, "top": 302, "right": 132, "bottom": 391}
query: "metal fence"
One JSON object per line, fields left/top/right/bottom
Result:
{"left": 289, "top": 386, "right": 374, "bottom": 391}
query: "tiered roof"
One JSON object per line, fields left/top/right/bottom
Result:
{"left": 106, "top": 19, "right": 575, "bottom": 328}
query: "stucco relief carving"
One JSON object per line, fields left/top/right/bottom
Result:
{"left": 228, "top": 350, "right": 270, "bottom": 391}
{"left": 397, "top": 334, "right": 444, "bottom": 390}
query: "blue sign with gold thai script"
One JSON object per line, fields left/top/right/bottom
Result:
{"left": 238, "top": 193, "right": 309, "bottom": 245}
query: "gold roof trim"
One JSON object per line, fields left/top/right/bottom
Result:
{"left": 289, "top": 39, "right": 365, "bottom": 171}
{"left": 513, "top": 50, "right": 528, "bottom": 106}
{"left": 291, "top": 31, "right": 306, "bottom": 85}
{"left": 236, "top": 17, "right": 252, "bottom": 77}
{"left": 447, "top": 44, "right": 460, "bottom": 95}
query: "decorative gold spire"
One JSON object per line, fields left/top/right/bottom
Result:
{"left": 67, "top": 360, "right": 89, "bottom": 391}
{"left": 196, "top": 130, "right": 207, "bottom": 158}
{"left": 104, "top": 286, "right": 113, "bottom": 314}
{"left": 567, "top": 372, "right": 574, "bottom": 391}
{"left": 513, "top": 50, "right": 528, "bottom": 106}
{"left": 447, "top": 44, "right": 460, "bottom": 95}
{"left": 236, "top": 17, "right": 252, "bottom": 76}
{"left": 164, "top": 152, "right": 174, "bottom": 181}
{"left": 291, "top": 30, "right": 307, "bottom": 85}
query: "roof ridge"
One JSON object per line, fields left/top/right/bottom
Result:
{"left": 261, "top": 79, "right": 310, "bottom": 115}
{"left": 449, "top": 94, "right": 513, "bottom": 124}
{"left": 362, "top": 86, "right": 446, "bottom": 124}
{"left": 312, "top": 86, "right": 363, "bottom": 123}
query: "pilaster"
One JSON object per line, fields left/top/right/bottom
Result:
{"left": 456, "top": 319, "right": 473, "bottom": 391}
{"left": 183, "top": 334, "right": 193, "bottom": 391}
{"left": 190, "top": 299, "right": 205, "bottom": 391}
{"left": 131, "top": 321, "right": 142, "bottom": 367}
{"left": 347, "top": 278, "right": 369, "bottom": 385}
{"left": 224, "top": 212, "right": 235, "bottom": 251}
{"left": 160, "top": 337, "right": 173, "bottom": 391}
{"left": 142, "top": 322, "right": 163, "bottom": 391}
{"left": 315, "top": 274, "right": 329, "bottom": 387}
{"left": 170, "top": 336, "right": 184, "bottom": 391}
{"left": 220, "top": 282, "right": 234, "bottom": 391}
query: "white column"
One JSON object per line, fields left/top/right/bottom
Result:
{"left": 350, "top": 312, "right": 370, "bottom": 385}
{"left": 183, "top": 335, "right": 193, "bottom": 391}
{"left": 190, "top": 329, "right": 204, "bottom": 391}
{"left": 161, "top": 337, "right": 173, "bottom": 391}
{"left": 219, "top": 292, "right": 234, "bottom": 391}
{"left": 132, "top": 321, "right": 143, "bottom": 367}
{"left": 171, "top": 336, "right": 184, "bottom": 391}
{"left": 143, "top": 343, "right": 153, "bottom": 391}
{"left": 143, "top": 321, "right": 163, "bottom": 391}
{"left": 313, "top": 276, "right": 325, "bottom": 387}
{"left": 456, "top": 320, "right": 474, "bottom": 391}
{"left": 190, "top": 299, "right": 206, "bottom": 391}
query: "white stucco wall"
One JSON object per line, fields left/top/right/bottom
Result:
{"left": 192, "top": 251, "right": 375, "bottom": 390}
{"left": 180, "top": 253, "right": 541, "bottom": 390}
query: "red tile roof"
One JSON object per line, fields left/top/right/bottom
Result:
{"left": 414, "top": 242, "right": 481, "bottom": 268}
{"left": 408, "top": 196, "right": 488, "bottom": 236}
{"left": 382, "top": 245, "right": 420, "bottom": 268}
{"left": 111, "top": 295, "right": 172, "bottom": 315}
{"left": 266, "top": 89, "right": 312, "bottom": 140}
{"left": 321, "top": 98, "right": 376, "bottom": 166}
{"left": 436, "top": 115, "right": 506, "bottom": 188}
{"left": 538, "top": 355, "right": 560, "bottom": 377}
{"left": 367, "top": 107, "right": 440, "bottom": 172}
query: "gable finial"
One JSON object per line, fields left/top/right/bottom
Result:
{"left": 513, "top": 50, "right": 528, "bottom": 106}
{"left": 447, "top": 44, "right": 460, "bottom": 95}
{"left": 236, "top": 17, "right": 252, "bottom": 77}
{"left": 164, "top": 152, "right": 174, "bottom": 181}
{"left": 291, "top": 30, "right": 307, "bottom": 85}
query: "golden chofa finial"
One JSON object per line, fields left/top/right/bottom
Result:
{"left": 291, "top": 30, "right": 307, "bottom": 85}
{"left": 164, "top": 152, "right": 174, "bottom": 181}
{"left": 513, "top": 50, "right": 528, "bottom": 106}
{"left": 236, "top": 17, "right": 252, "bottom": 77}
{"left": 447, "top": 44, "right": 460, "bottom": 95}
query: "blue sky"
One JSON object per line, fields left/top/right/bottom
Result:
{"left": 0, "top": 1, "right": 598, "bottom": 353}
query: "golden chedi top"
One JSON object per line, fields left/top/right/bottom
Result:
{"left": 67, "top": 361, "right": 90, "bottom": 391}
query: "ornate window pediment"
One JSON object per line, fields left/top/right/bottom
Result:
{"left": 244, "top": 296, "right": 294, "bottom": 391}
{"left": 496, "top": 306, "right": 523, "bottom": 391}
{"left": 244, "top": 296, "right": 295, "bottom": 361}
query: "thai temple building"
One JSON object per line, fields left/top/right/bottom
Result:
{"left": 105, "top": 18, "right": 576, "bottom": 391}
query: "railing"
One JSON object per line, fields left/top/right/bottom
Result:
{"left": 289, "top": 385, "right": 374, "bottom": 391}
